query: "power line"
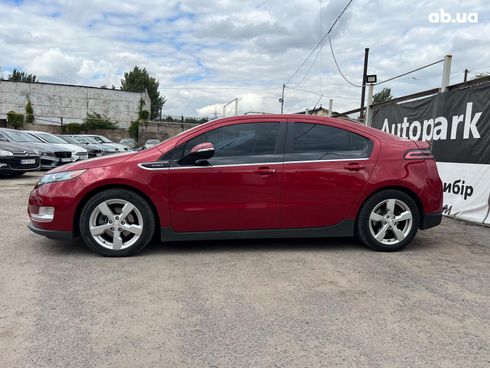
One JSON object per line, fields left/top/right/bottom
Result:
{"left": 375, "top": 59, "right": 444, "bottom": 85}
{"left": 328, "top": 35, "right": 363, "bottom": 88}
{"left": 284, "top": 0, "right": 355, "bottom": 86}
{"left": 312, "top": 94, "right": 324, "bottom": 110}
{"left": 285, "top": 85, "right": 358, "bottom": 100}
{"left": 295, "top": 45, "right": 324, "bottom": 87}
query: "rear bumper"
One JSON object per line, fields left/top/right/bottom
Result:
{"left": 28, "top": 222, "right": 74, "bottom": 240}
{"left": 420, "top": 211, "right": 442, "bottom": 230}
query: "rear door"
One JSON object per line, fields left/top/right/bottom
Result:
{"left": 169, "top": 120, "right": 286, "bottom": 232}
{"left": 281, "top": 120, "right": 377, "bottom": 228}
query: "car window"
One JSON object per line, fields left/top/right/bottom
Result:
{"left": 0, "top": 133, "right": 8, "bottom": 142}
{"left": 3, "top": 130, "right": 42, "bottom": 142}
{"left": 83, "top": 136, "right": 99, "bottom": 144}
{"left": 287, "top": 122, "right": 373, "bottom": 161}
{"left": 37, "top": 133, "right": 65, "bottom": 144}
{"left": 174, "top": 122, "right": 282, "bottom": 166}
{"left": 59, "top": 136, "right": 78, "bottom": 144}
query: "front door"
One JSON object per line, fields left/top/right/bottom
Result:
{"left": 169, "top": 121, "right": 286, "bottom": 232}
{"left": 281, "top": 121, "right": 376, "bottom": 228}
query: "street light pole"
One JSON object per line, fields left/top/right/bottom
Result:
{"left": 359, "top": 48, "right": 369, "bottom": 121}
{"left": 280, "top": 84, "right": 285, "bottom": 114}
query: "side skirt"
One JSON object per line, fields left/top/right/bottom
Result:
{"left": 161, "top": 220, "right": 355, "bottom": 242}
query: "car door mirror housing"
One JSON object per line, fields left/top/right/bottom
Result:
{"left": 179, "top": 142, "right": 215, "bottom": 165}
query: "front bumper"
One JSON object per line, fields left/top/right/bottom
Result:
{"left": 40, "top": 155, "right": 73, "bottom": 170}
{"left": 420, "top": 211, "right": 443, "bottom": 230}
{"left": 0, "top": 156, "right": 40, "bottom": 173}
{"left": 28, "top": 222, "right": 74, "bottom": 240}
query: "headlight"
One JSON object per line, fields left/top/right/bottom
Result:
{"left": 34, "top": 149, "right": 53, "bottom": 157}
{"left": 37, "top": 169, "right": 86, "bottom": 186}
{"left": 0, "top": 150, "right": 13, "bottom": 156}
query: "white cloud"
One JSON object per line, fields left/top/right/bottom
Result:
{"left": 0, "top": 0, "right": 489, "bottom": 117}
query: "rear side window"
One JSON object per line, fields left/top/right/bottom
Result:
{"left": 287, "top": 122, "right": 372, "bottom": 161}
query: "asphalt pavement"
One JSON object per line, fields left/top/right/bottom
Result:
{"left": 1, "top": 172, "right": 489, "bottom": 367}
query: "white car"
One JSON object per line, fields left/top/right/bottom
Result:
{"left": 144, "top": 139, "right": 160, "bottom": 149}
{"left": 78, "top": 134, "right": 130, "bottom": 152}
{"left": 25, "top": 131, "right": 89, "bottom": 161}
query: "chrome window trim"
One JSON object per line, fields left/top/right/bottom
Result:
{"left": 138, "top": 158, "right": 369, "bottom": 171}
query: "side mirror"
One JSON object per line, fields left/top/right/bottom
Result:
{"left": 179, "top": 142, "right": 215, "bottom": 165}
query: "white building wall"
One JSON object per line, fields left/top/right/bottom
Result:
{"left": 0, "top": 80, "right": 151, "bottom": 129}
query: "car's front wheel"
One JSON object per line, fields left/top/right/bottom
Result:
{"left": 79, "top": 189, "right": 155, "bottom": 256}
{"left": 356, "top": 190, "right": 419, "bottom": 251}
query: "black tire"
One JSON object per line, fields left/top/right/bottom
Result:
{"left": 79, "top": 189, "right": 156, "bottom": 256}
{"left": 356, "top": 189, "right": 419, "bottom": 251}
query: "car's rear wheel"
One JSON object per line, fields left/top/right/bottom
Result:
{"left": 79, "top": 189, "right": 155, "bottom": 256}
{"left": 356, "top": 190, "right": 419, "bottom": 251}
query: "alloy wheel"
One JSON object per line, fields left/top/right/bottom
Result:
{"left": 368, "top": 199, "right": 413, "bottom": 246}
{"left": 88, "top": 199, "right": 144, "bottom": 250}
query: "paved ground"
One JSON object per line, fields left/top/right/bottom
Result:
{"left": 0, "top": 172, "right": 489, "bottom": 368}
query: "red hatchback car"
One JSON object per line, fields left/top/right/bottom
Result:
{"left": 28, "top": 115, "right": 443, "bottom": 256}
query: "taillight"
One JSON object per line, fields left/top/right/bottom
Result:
{"left": 404, "top": 149, "right": 434, "bottom": 160}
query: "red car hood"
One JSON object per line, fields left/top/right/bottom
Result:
{"left": 48, "top": 152, "right": 137, "bottom": 173}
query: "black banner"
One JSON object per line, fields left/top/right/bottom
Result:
{"left": 371, "top": 83, "right": 490, "bottom": 164}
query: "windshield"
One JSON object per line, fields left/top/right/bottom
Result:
{"left": 59, "top": 136, "right": 78, "bottom": 144}
{"left": 4, "top": 130, "right": 43, "bottom": 142}
{"left": 36, "top": 132, "right": 65, "bottom": 144}
{"left": 91, "top": 135, "right": 112, "bottom": 143}
{"left": 83, "top": 136, "right": 100, "bottom": 144}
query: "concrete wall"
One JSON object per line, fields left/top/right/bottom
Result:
{"left": 17, "top": 121, "right": 201, "bottom": 146}
{"left": 0, "top": 80, "right": 151, "bottom": 129}
{"left": 138, "top": 121, "right": 199, "bottom": 143}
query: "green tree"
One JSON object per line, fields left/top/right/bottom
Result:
{"left": 8, "top": 69, "right": 37, "bottom": 83}
{"left": 373, "top": 87, "right": 393, "bottom": 104}
{"left": 7, "top": 111, "right": 25, "bottom": 129}
{"left": 473, "top": 72, "right": 490, "bottom": 79}
{"left": 84, "top": 112, "right": 117, "bottom": 130}
{"left": 25, "top": 98, "right": 34, "bottom": 124}
{"left": 120, "top": 66, "right": 166, "bottom": 120}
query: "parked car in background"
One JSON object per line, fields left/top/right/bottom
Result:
{"left": 57, "top": 135, "right": 104, "bottom": 158}
{"left": 0, "top": 141, "right": 40, "bottom": 176}
{"left": 77, "top": 134, "right": 130, "bottom": 152}
{"left": 25, "top": 131, "right": 88, "bottom": 161}
{"left": 63, "top": 135, "right": 117, "bottom": 155}
{"left": 0, "top": 128, "right": 72, "bottom": 170}
{"left": 28, "top": 115, "right": 443, "bottom": 256}
{"left": 120, "top": 138, "right": 135, "bottom": 149}
{"left": 144, "top": 139, "right": 160, "bottom": 149}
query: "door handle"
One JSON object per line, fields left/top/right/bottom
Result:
{"left": 256, "top": 166, "right": 276, "bottom": 175}
{"left": 344, "top": 162, "right": 365, "bottom": 171}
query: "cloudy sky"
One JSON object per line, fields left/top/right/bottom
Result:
{"left": 1, "top": 0, "right": 489, "bottom": 117}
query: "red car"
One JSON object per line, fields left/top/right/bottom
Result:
{"left": 28, "top": 115, "right": 443, "bottom": 256}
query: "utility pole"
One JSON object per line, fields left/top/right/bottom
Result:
{"left": 223, "top": 98, "right": 238, "bottom": 117}
{"left": 359, "top": 48, "right": 369, "bottom": 121}
{"left": 464, "top": 69, "right": 469, "bottom": 82}
{"left": 280, "top": 84, "right": 285, "bottom": 114}
{"left": 328, "top": 98, "right": 333, "bottom": 117}
{"left": 365, "top": 83, "right": 374, "bottom": 127}
{"left": 441, "top": 54, "right": 452, "bottom": 92}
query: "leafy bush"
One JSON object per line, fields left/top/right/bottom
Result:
{"left": 129, "top": 120, "right": 139, "bottom": 139}
{"left": 25, "top": 99, "right": 34, "bottom": 124}
{"left": 7, "top": 111, "right": 24, "bottom": 129}
{"left": 139, "top": 109, "right": 149, "bottom": 121}
{"left": 84, "top": 112, "right": 117, "bottom": 130}
{"left": 61, "top": 123, "right": 83, "bottom": 134}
